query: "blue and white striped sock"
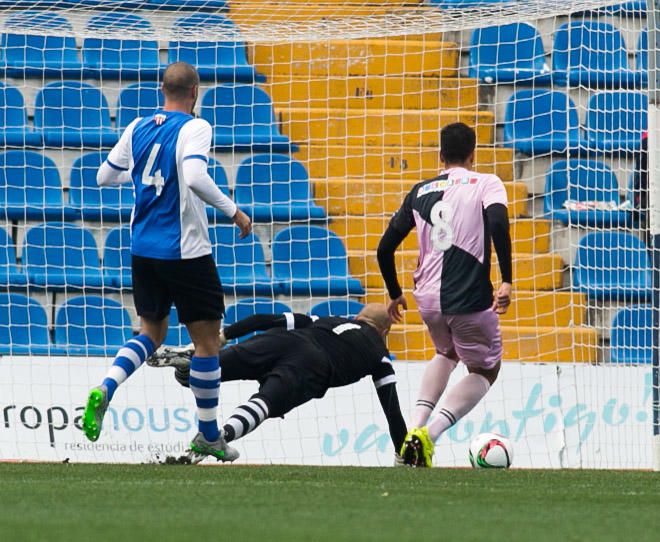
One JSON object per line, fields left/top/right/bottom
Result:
{"left": 102, "top": 334, "right": 155, "bottom": 402}
{"left": 189, "top": 355, "right": 221, "bottom": 442}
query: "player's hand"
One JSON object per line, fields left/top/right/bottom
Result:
{"left": 154, "top": 113, "right": 166, "bottom": 126}
{"left": 387, "top": 295, "right": 408, "bottom": 323}
{"left": 492, "top": 282, "right": 512, "bottom": 314}
{"left": 232, "top": 208, "right": 252, "bottom": 239}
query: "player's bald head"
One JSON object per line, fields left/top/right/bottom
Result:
{"left": 162, "top": 61, "right": 200, "bottom": 101}
{"left": 356, "top": 303, "right": 392, "bottom": 337}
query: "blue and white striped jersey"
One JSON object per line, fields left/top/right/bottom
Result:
{"left": 105, "top": 111, "right": 216, "bottom": 260}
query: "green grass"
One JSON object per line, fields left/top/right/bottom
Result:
{"left": 0, "top": 464, "right": 658, "bottom": 542}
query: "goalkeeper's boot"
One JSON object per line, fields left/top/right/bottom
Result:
{"left": 82, "top": 385, "right": 109, "bottom": 442}
{"left": 174, "top": 367, "right": 191, "bottom": 388}
{"left": 188, "top": 432, "right": 239, "bottom": 464}
{"left": 147, "top": 344, "right": 194, "bottom": 369}
{"left": 400, "top": 427, "right": 434, "bottom": 468}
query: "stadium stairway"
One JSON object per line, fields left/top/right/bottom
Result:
{"left": 243, "top": 27, "right": 598, "bottom": 363}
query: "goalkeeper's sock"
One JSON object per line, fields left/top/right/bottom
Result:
{"left": 427, "top": 373, "right": 491, "bottom": 441}
{"left": 411, "top": 354, "right": 457, "bottom": 427}
{"left": 189, "top": 355, "right": 221, "bottom": 442}
{"left": 223, "top": 394, "right": 269, "bottom": 443}
{"left": 102, "top": 334, "right": 155, "bottom": 403}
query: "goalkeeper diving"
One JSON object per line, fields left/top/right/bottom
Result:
{"left": 148, "top": 303, "right": 408, "bottom": 463}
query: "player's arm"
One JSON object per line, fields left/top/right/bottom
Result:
{"left": 377, "top": 189, "right": 416, "bottom": 322}
{"left": 97, "top": 118, "right": 139, "bottom": 186}
{"left": 181, "top": 119, "right": 251, "bottom": 238}
{"left": 483, "top": 176, "right": 512, "bottom": 314}
{"left": 223, "top": 312, "right": 314, "bottom": 341}
{"left": 372, "top": 365, "right": 407, "bottom": 457}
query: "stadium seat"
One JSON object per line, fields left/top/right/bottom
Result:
{"left": 200, "top": 84, "right": 296, "bottom": 152}
{"left": 69, "top": 152, "right": 135, "bottom": 222}
{"left": 0, "top": 293, "right": 53, "bottom": 355}
{"left": 636, "top": 28, "right": 648, "bottom": 86}
{"left": 552, "top": 21, "right": 638, "bottom": 88}
{"left": 103, "top": 226, "right": 132, "bottom": 289}
{"left": 164, "top": 305, "right": 191, "bottom": 346}
{"left": 54, "top": 296, "right": 133, "bottom": 356}
{"left": 595, "top": 1, "right": 647, "bottom": 16}
{"left": 584, "top": 91, "right": 648, "bottom": 152}
{"left": 224, "top": 297, "right": 292, "bottom": 343}
{"left": 310, "top": 299, "right": 365, "bottom": 319}
{"left": 209, "top": 225, "right": 275, "bottom": 295}
{"left": 169, "top": 14, "right": 263, "bottom": 82}
{"left": 82, "top": 12, "right": 162, "bottom": 80}
{"left": 544, "top": 159, "right": 631, "bottom": 227}
{"left": 34, "top": 81, "right": 118, "bottom": 148}
{"left": 116, "top": 83, "right": 165, "bottom": 131}
{"left": 0, "top": 83, "right": 42, "bottom": 146}
{"left": 234, "top": 154, "right": 326, "bottom": 222}
{"left": 0, "top": 11, "right": 83, "bottom": 77}
{"left": 0, "top": 228, "right": 27, "bottom": 288}
{"left": 205, "top": 158, "right": 233, "bottom": 221}
{"left": 573, "top": 231, "right": 651, "bottom": 302}
{"left": 503, "top": 89, "right": 583, "bottom": 154}
{"left": 468, "top": 23, "right": 551, "bottom": 84}
{"left": 23, "top": 223, "right": 105, "bottom": 291}
{"left": 610, "top": 305, "right": 653, "bottom": 364}
{"left": 272, "top": 226, "right": 364, "bottom": 296}
{"left": 0, "top": 150, "right": 79, "bottom": 221}
{"left": 148, "top": 0, "right": 228, "bottom": 10}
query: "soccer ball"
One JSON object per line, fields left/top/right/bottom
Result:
{"left": 468, "top": 433, "right": 513, "bottom": 469}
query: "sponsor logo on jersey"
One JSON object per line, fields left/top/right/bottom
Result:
{"left": 417, "top": 177, "right": 478, "bottom": 197}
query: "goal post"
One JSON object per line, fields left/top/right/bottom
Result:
{"left": 0, "top": 0, "right": 656, "bottom": 468}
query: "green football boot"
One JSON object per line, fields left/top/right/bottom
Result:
{"left": 81, "top": 386, "right": 109, "bottom": 442}
{"left": 400, "top": 427, "right": 434, "bottom": 468}
{"left": 188, "top": 432, "right": 239, "bottom": 464}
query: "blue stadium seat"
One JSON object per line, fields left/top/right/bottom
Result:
{"left": 23, "top": 223, "right": 105, "bottom": 291}
{"left": 148, "top": 0, "right": 228, "bottom": 10}
{"left": 310, "top": 299, "right": 364, "bottom": 319}
{"left": 82, "top": 12, "right": 162, "bottom": 80}
{"left": 164, "top": 305, "right": 191, "bottom": 346}
{"left": 34, "top": 82, "right": 118, "bottom": 148}
{"left": 103, "top": 226, "right": 132, "bottom": 289}
{"left": 0, "top": 11, "right": 82, "bottom": 77}
{"left": 54, "top": 296, "right": 133, "bottom": 356}
{"left": 209, "top": 225, "right": 275, "bottom": 295}
{"left": 573, "top": 231, "right": 651, "bottom": 302}
{"left": 544, "top": 159, "right": 631, "bottom": 227}
{"left": 272, "top": 226, "right": 364, "bottom": 296}
{"left": 636, "top": 28, "right": 648, "bottom": 86}
{"left": 200, "top": 84, "right": 296, "bottom": 152}
{"left": 595, "top": 1, "right": 647, "bottom": 16}
{"left": 169, "top": 14, "right": 263, "bottom": 82}
{"left": 468, "top": 23, "right": 551, "bottom": 84}
{"left": 584, "top": 91, "right": 648, "bottom": 152}
{"left": 116, "top": 83, "right": 165, "bottom": 131}
{"left": 224, "top": 297, "right": 292, "bottom": 343}
{"left": 204, "top": 158, "right": 233, "bottom": 222}
{"left": 0, "top": 228, "right": 27, "bottom": 288}
{"left": 69, "top": 152, "right": 134, "bottom": 222}
{"left": 0, "top": 293, "right": 54, "bottom": 355}
{"left": 610, "top": 305, "right": 653, "bottom": 364}
{"left": 503, "top": 89, "right": 583, "bottom": 154}
{"left": 234, "top": 154, "right": 326, "bottom": 222}
{"left": 552, "top": 21, "right": 637, "bottom": 88}
{"left": 0, "top": 83, "right": 42, "bottom": 146}
{"left": 0, "top": 150, "right": 79, "bottom": 221}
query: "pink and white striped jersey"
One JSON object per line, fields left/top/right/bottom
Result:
{"left": 389, "top": 167, "right": 508, "bottom": 314}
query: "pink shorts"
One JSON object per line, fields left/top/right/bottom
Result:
{"left": 419, "top": 308, "right": 503, "bottom": 370}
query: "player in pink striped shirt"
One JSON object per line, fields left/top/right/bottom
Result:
{"left": 377, "top": 123, "right": 513, "bottom": 467}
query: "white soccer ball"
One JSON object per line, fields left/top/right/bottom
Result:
{"left": 468, "top": 433, "right": 513, "bottom": 469}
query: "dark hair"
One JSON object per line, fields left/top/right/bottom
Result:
{"left": 440, "top": 122, "right": 476, "bottom": 164}
{"left": 162, "top": 62, "right": 200, "bottom": 100}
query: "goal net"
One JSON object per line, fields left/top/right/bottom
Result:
{"left": 0, "top": 0, "right": 656, "bottom": 469}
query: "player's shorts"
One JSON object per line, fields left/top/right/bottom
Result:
{"left": 419, "top": 308, "right": 502, "bottom": 370}
{"left": 219, "top": 331, "right": 332, "bottom": 417}
{"left": 131, "top": 254, "right": 224, "bottom": 323}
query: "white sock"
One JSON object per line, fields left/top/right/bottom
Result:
{"left": 427, "top": 373, "right": 491, "bottom": 441}
{"left": 411, "top": 354, "right": 457, "bottom": 428}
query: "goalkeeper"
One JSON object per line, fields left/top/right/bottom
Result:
{"left": 149, "top": 303, "right": 407, "bottom": 462}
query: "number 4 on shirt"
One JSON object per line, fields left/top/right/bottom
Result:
{"left": 142, "top": 143, "right": 165, "bottom": 196}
